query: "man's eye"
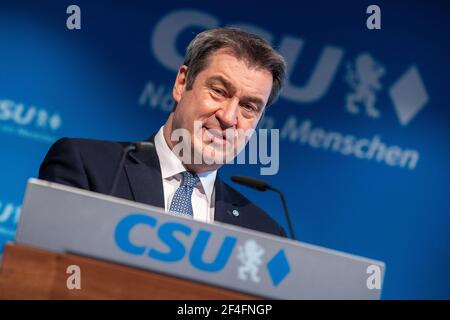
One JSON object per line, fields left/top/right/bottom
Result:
{"left": 241, "top": 103, "right": 256, "bottom": 111}
{"left": 212, "top": 88, "right": 226, "bottom": 96}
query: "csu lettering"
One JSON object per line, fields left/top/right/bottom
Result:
{"left": 114, "top": 214, "right": 237, "bottom": 272}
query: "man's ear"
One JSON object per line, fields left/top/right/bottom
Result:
{"left": 173, "top": 65, "right": 189, "bottom": 103}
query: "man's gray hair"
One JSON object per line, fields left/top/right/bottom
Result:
{"left": 183, "top": 27, "right": 286, "bottom": 107}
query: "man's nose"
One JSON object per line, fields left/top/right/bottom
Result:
{"left": 217, "top": 99, "right": 238, "bottom": 128}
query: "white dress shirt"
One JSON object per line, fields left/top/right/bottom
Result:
{"left": 153, "top": 126, "right": 217, "bottom": 223}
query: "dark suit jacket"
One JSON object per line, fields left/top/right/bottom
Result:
{"left": 38, "top": 136, "right": 286, "bottom": 237}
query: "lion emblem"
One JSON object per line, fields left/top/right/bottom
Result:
{"left": 345, "top": 53, "right": 385, "bottom": 118}
{"left": 237, "top": 240, "right": 265, "bottom": 283}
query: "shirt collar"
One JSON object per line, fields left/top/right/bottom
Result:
{"left": 154, "top": 126, "right": 217, "bottom": 202}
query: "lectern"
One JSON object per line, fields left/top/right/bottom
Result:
{"left": 0, "top": 179, "right": 385, "bottom": 299}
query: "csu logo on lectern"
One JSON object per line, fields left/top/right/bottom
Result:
{"left": 114, "top": 213, "right": 291, "bottom": 286}
{"left": 115, "top": 213, "right": 237, "bottom": 272}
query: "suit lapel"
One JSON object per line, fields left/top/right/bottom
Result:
{"left": 123, "top": 135, "right": 165, "bottom": 209}
{"left": 214, "top": 176, "right": 242, "bottom": 227}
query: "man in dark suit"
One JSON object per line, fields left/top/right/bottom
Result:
{"left": 39, "top": 27, "right": 287, "bottom": 237}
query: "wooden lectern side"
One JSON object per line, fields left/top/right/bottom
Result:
{"left": 0, "top": 244, "right": 259, "bottom": 299}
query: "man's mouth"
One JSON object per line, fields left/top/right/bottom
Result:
{"left": 203, "top": 127, "right": 228, "bottom": 146}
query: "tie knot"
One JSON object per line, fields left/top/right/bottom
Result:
{"left": 180, "top": 171, "right": 199, "bottom": 188}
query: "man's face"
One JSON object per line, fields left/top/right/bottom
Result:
{"left": 168, "top": 48, "right": 273, "bottom": 172}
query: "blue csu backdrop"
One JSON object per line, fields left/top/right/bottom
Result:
{"left": 0, "top": 0, "right": 449, "bottom": 299}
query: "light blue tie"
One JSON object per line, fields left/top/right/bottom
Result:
{"left": 169, "top": 171, "right": 200, "bottom": 217}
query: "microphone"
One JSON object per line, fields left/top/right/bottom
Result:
{"left": 231, "top": 175, "right": 296, "bottom": 240}
{"left": 109, "top": 141, "right": 154, "bottom": 196}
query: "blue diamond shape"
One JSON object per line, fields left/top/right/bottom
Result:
{"left": 267, "top": 250, "right": 290, "bottom": 286}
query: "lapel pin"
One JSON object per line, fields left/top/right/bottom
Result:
{"left": 232, "top": 209, "right": 239, "bottom": 217}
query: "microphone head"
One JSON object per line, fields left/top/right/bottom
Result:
{"left": 230, "top": 175, "right": 270, "bottom": 191}
{"left": 231, "top": 175, "right": 295, "bottom": 240}
{"left": 132, "top": 141, "right": 155, "bottom": 153}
